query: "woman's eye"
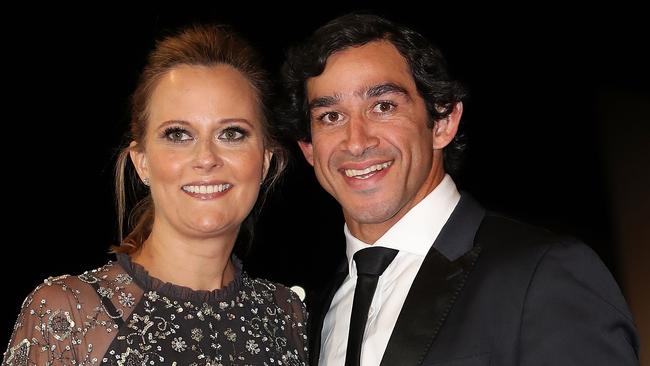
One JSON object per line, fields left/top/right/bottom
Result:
{"left": 163, "top": 128, "right": 192, "bottom": 142}
{"left": 218, "top": 127, "right": 247, "bottom": 141}
{"left": 373, "top": 101, "right": 395, "bottom": 113}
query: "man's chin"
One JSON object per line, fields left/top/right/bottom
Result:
{"left": 344, "top": 204, "right": 399, "bottom": 225}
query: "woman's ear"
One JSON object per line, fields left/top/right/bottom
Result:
{"left": 129, "top": 141, "right": 149, "bottom": 183}
{"left": 433, "top": 102, "right": 463, "bottom": 149}
{"left": 262, "top": 149, "right": 274, "bottom": 182}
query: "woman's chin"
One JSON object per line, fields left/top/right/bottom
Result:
{"left": 186, "top": 217, "right": 239, "bottom": 237}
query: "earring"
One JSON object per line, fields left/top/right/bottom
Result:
{"left": 142, "top": 178, "right": 150, "bottom": 186}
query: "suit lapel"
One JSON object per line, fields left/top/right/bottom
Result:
{"left": 380, "top": 195, "right": 485, "bottom": 366}
{"left": 309, "top": 265, "right": 347, "bottom": 366}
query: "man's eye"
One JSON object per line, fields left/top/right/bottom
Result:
{"left": 373, "top": 101, "right": 395, "bottom": 113}
{"left": 320, "top": 112, "right": 342, "bottom": 124}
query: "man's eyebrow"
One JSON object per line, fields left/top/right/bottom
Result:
{"left": 308, "top": 83, "right": 408, "bottom": 110}
{"left": 309, "top": 94, "right": 341, "bottom": 110}
{"left": 365, "top": 83, "right": 409, "bottom": 99}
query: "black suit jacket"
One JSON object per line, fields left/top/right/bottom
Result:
{"left": 309, "top": 195, "right": 639, "bottom": 365}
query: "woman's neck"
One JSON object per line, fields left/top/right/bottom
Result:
{"left": 131, "top": 227, "right": 237, "bottom": 292}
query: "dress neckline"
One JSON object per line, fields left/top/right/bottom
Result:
{"left": 116, "top": 253, "right": 244, "bottom": 303}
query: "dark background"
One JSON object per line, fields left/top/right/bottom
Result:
{"left": 4, "top": 3, "right": 648, "bottom": 361}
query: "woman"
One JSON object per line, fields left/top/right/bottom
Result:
{"left": 3, "top": 25, "right": 307, "bottom": 365}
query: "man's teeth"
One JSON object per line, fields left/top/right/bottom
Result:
{"left": 182, "top": 184, "right": 232, "bottom": 194}
{"left": 344, "top": 162, "right": 392, "bottom": 178}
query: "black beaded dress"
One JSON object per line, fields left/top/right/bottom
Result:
{"left": 3, "top": 254, "right": 308, "bottom": 366}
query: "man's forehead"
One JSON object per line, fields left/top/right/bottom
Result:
{"left": 307, "top": 82, "right": 411, "bottom": 109}
{"left": 306, "top": 42, "right": 413, "bottom": 97}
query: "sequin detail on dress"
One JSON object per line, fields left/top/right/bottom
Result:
{"left": 2, "top": 255, "right": 308, "bottom": 365}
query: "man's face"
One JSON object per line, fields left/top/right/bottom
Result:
{"left": 298, "top": 41, "right": 460, "bottom": 242}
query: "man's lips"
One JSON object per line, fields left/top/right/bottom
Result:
{"left": 341, "top": 161, "right": 393, "bottom": 179}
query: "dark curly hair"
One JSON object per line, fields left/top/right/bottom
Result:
{"left": 281, "top": 13, "right": 467, "bottom": 174}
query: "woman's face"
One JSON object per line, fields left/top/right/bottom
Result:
{"left": 131, "top": 64, "right": 271, "bottom": 240}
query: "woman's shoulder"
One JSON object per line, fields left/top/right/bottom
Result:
{"left": 5, "top": 260, "right": 140, "bottom": 364}
{"left": 243, "top": 274, "right": 308, "bottom": 357}
{"left": 245, "top": 275, "right": 303, "bottom": 300}
{"left": 244, "top": 274, "right": 307, "bottom": 316}
{"left": 23, "top": 259, "right": 131, "bottom": 312}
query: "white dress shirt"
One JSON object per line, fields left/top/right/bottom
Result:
{"left": 319, "top": 174, "right": 461, "bottom": 366}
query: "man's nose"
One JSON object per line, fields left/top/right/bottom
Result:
{"left": 342, "top": 115, "right": 379, "bottom": 156}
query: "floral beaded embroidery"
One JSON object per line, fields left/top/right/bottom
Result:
{"left": 4, "top": 339, "right": 30, "bottom": 366}
{"left": 3, "top": 257, "right": 307, "bottom": 366}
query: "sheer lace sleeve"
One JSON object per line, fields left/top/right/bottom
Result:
{"left": 274, "top": 284, "right": 309, "bottom": 363}
{"left": 2, "top": 275, "right": 99, "bottom": 365}
{"left": 2, "top": 263, "right": 142, "bottom": 366}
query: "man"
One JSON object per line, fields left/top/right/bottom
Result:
{"left": 281, "top": 13, "right": 639, "bottom": 366}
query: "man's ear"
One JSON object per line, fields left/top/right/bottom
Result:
{"left": 297, "top": 140, "right": 315, "bottom": 166}
{"left": 129, "top": 141, "right": 149, "bottom": 181}
{"left": 433, "top": 102, "right": 463, "bottom": 149}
